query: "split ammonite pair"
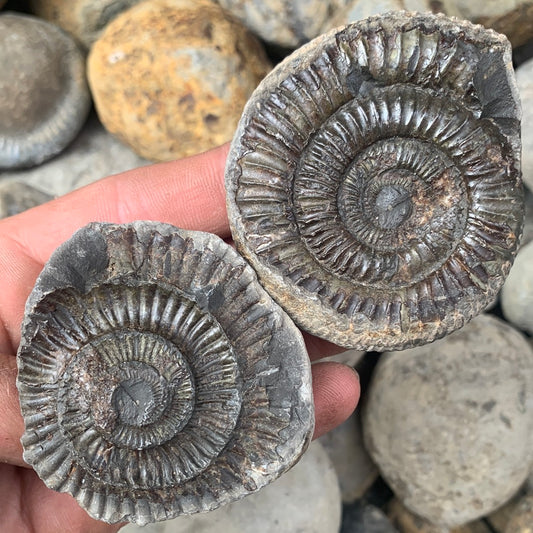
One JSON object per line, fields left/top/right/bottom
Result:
{"left": 16, "top": 12, "right": 524, "bottom": 525}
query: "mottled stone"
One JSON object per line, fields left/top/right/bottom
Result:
{"left": 486, "top": 489, "right": 526, "bottom": 533}
{"left": 322, "top": 0, "right": 437, "bottom": 32}
{"left": 505, "top": 495, "right": 533, "bottom": 533}
{"left": 0, "top": 115, "right": 149, "bottom": 197}
{"left": 521, "top": 190, "right": 533, "bottom": 248}
{"left": 0, "top": 13, "right": 90, "bottom": 168}
{"left": 0, "top": 181, "right": 52, "bottom": 218}
{"left": 30, "top": 0, "right": 143, "bottom": 49}
{"left": 388, "top": 499, "right": 493, "bottom": 533}
{"left": 120, "top": 441, "right": 340, "bottom": 533}
{"left": 517, "top": 58, "right": 533, "bottom": 194}
{"left": 440, "top": 0, "right": 533, "bottom": 48}
{"left": 217, "top": 0, "right": 339, "bottom": 49}
{"left": 88, "top": 0, "right": 271, "bottom": 162}
{"left": 363, "top": 314, "right": 533, "bottom": 527}
{"left": 501, "top": 240, "right": 533, "bottom": 335}
{"left": 341, "top": 502, "right": 398, "bottom": 533}
{"left": 319, "top": 409, "right": 378, "bottom": 503}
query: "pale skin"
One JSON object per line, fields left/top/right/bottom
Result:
{"left": 0, "top": 144, "right": 360, "bottom": 533}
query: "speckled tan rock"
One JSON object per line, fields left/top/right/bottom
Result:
{"left": 363, "top": 314, "right": 533, "bottom": 528}
{"left": 88, "top": 0, "right": 271, "bottom": 162}
{"left": 505, "top": 495, "right": 533, "bottom": 533}
{"left": 30, "top": 0, "right": 143, "bottom": 49}
{"left": 322, "top": 0, "right": 437, "bottom": 32}
{"left": 440, "top": 0, "right": 533, "bottom": 47}
{"left": 217, "top": 0, "right": 340, "bottom": 49}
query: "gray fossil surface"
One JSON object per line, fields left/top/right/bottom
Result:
{"left": 16, "top": 221, "right": 314, "bottom": 525}
{"left": 226, "top": 12, "right": 524, "bottom": 351}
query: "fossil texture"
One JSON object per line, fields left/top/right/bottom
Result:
{"left": 16, "top": 222, "right": 313, "bottom": 525}
{"left": 226, "top": 12, "right": 524, "bottom": 351}
{"left": 0, "top": 13, "right": 90, "bottom": 168}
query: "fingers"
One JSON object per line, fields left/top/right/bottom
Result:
{"left": 311, "top": 362, "right": 360, "bottom": 440}
{"left": 1, "top": 143, "right": 231, "bottom": 267}
{"left": 0, "top": 353, "right": 24, "bottom": 467}
{"left": 0, "top": 144, "right": 230, "bottom": 353}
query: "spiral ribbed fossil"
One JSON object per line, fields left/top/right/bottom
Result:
{"left": 225, "top": 12, "right": 524, "bottom": 351}
{"left": 16, "top": 222, "right": 313, "bottom": 525}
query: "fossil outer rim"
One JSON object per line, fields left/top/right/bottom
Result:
{"left": 16, "top": 221, "right": 314, "bottom": 524}
{"left": 225, "top": 11, "right": 524, "bottom": 351}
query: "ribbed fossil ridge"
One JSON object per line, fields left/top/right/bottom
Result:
{"left": 226, "top": 12, "right": 524, "bottom": 350}
{"left": 17, "top": 222, "right": 313, "bottom": 524}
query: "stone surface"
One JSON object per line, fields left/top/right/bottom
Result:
{"left": 87, "top": 0, "right": 271, "bottom": 162}
{"left": 388, "top": 499, "right": 493, "bottom": 533}
{"left": 501, "top": 240, "right": 533, "bottom": 335}
{"left": 517, "top": 58, "right": 533, "bottom": 194}
{"left": 440, "top": 0, "right": 533, "bottom": 48}
{"left": 0, "top": 114, "right": 149, "bottom": 197}
{"left": 319, "top": 409, "right": 378, "bottom": 503}
{"left": 30, "top": 0, "right": 143, "bottom": 49}
{"left": 120, "top": 441, "right": 340, "bottom": 533}
{"left": 505, "top": 495, "right": 533, "bottom": 533}
{"left": 521, "top": 189, "right": 533, "bottom": 248}
{"left": 486, "top": 488, "right": 526, "bottom": 532}
{"left": 217, "top": 0, "right": 338, "bottom": 49}
{"left": 341, "top": 501, "right": 398, "bottom": 533}
{"left": 322, "top": 0, "right": 436, "bottom": 32}
{"left": 17, "top": 222, "right": 314, "bottom": 524}
{"left": 363, "top": 314, "right": 533, "bottom": 528}
{"left": 0, "top": 12, "right": 90, "bottom": 168}
{"left": 0, "top": 181, "right": 52, "bottom": 218}
{"left": 226, "top": 12, "right": 523, "bottom": 351}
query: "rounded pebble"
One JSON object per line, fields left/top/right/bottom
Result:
{"left": 501, "top": 240, "right": 533, "bottom": 335}
{"left": 517, "top": 58, "right": 533, "bottom": 194}
{"left": 341, "top": 502, "right": 398, "bottom": 533}
{"left": 30, "top": 0, "right": 143, "bottom": 49}
{"left": 217, "top": 0, "right": 338, "bottom": 49}
{"left": 120, "top": 441, "right": 341, "bottom": 533}
{"left": 0, "top": 13, "right": 90, "bottom": 168}
{"left": 319, "top": 409, "right": 379, "bottom": 503}
{"left": 0, "top": 181, "right": 52, "bottom": 218}
{"left": 505, "top": 494, "right": 533, "bottom": 533}
{"left": 0, "top": 114, "right": 149, "bottom": 196}
{"left": 363, "top": 314, "right": 533, "bottom": 528}
{"left": 87, "top": 0, "right": 271, "bottom": 161}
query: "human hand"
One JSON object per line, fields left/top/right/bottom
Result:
{"left": 0, "top": 144, "right": 360, "bottom": 532}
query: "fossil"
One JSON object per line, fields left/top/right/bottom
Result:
{"left": 226, "top": 12, "right": 524, "bottom": 351}
{"left": 16, "top": 222, "right": 313, "bottom": 525}
{"left": 0, "top": 13, "right": 90, "bottom": 168}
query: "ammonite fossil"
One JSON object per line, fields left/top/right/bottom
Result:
{"left": 226, "top": 12, "right": 524, "bottom": 351}
{"left": 16, "top": 222, "right": 313, "bottom": 524}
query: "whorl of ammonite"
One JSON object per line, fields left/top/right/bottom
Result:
{"left": 225, "top": 11, "right": 524, "bottom": 351}
{"left": 16, "top": 222, "right": 313, "bottom": 525}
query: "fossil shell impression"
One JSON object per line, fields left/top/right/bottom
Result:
{"left": 16, "top": 222, "right": 313, "bottom": 525}
{"left": 226, "top": 12, "right": 524, "bottom": 351}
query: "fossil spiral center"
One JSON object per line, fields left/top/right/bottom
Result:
{"left": 371, "top": 181, "right": 413, "bottom": 230}
{"left": 111, "top": 363, "right": 170, "bottom": 427}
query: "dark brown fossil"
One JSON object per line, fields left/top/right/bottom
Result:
{"left": 16, "top": 222, "right": 313, "bottom": 525}
{"left": 225, "top": 11, "right": 524, "bottom": 351}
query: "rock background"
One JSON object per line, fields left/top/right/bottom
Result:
{"left": 1, "top": 1, "right": 533, "bottom": 532}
